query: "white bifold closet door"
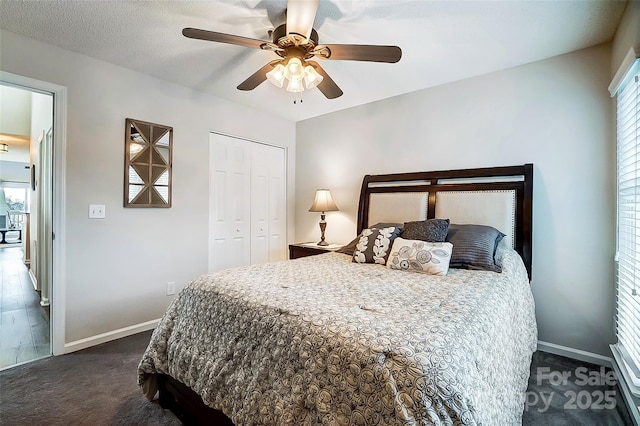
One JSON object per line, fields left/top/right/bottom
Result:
{"left": 250, "top": 142, "right": 286, "bottom": 264}
{"left": 208, "top": 132, "right": 286, "bottom": 272}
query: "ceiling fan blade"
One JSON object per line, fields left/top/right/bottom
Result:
{"left": 182, "top": 28, "right": 266, "bottom": 49}
{"left": 317, "top": 44, "right": 402, "bottom": 63}
{"left": 237, "top": 61, "right": 280, "bottom": 91}
{"left": 286, "top": 0, "right": 319, "bottom": 41}
{"left": 307, "top": 61, "right": 343, "bottom": 99}
{"left": 238, "top": 59, "right": 281, "bottom": 90}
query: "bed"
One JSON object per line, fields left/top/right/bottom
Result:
{"left": 138, "top": 164, "right": 537, "bottom": 425}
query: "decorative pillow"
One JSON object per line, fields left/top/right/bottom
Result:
{"left": 338, "top": 223, "right": 403, "bottom": 255}
{"left": 401, "top": 218, "right": 450, "bottom": 242}
{"left": 446, "top": 224, "right": 505, "bottom": 272}
{"left": 352, "top": 224, "right": 402, "bottom": 265}
{"left": 337, "top": 236, "right": 359, "bottom": 255}
{"left": 387, "top": 238, "right": 453, "bottom": 275}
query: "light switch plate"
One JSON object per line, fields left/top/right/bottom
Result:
{"left": 89, "top": 204, "right": 106, "bottom": 219}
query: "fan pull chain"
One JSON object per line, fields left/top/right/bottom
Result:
{"left": 293, "top": 93, "right": 303, "bottom": 105}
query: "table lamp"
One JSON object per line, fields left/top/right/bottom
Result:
{"left": 308, "top": 189, "right": 339, "bottom": 246}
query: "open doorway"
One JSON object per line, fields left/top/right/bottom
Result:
{"left": 0, "top": 84, "right": 53, "bottom": 369}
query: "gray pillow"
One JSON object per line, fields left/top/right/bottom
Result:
{"left": 352, "top": 224, "right": 403, "bottom": 265}
{"left": 338, "top": 223, "right": 403, "bottom": 255}
{"left": 401, "top": 218, "right": 450, "bottom": 242}
{"left": 446, "top": 224, "right": 505, "bottom": 272}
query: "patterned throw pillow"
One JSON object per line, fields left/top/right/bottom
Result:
{"left": 387, "top": 238, "right": 453, "bottom": 275}
{"left": 338, "top": 223, "right": 403, "bottom": 255}
{"left": 446, "top": 224, "right": 505, "bottom": 272}
{"left": 401, "top": 218, "right": 450, "bottom": 242}
{"left": 352, "top": 225, "right": 402, "bottom": 265}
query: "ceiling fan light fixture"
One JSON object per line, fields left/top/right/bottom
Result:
{"left": 182, "top": 0, "right": 402, "bottom": 101}
{"left": 303, "top": 65, "right": 323, "bottom": 89}
{"left": 284, "top": 57, "right": 304, "bottom": 81}
{"left": 286, "top": 77, "right": 304, "bottom": 93}
{"left": 266, "top": 63, "right": 286, "bottom": 88}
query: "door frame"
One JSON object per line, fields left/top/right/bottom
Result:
{"left": 1, "top": 70, "right": 67, "bottom": 356}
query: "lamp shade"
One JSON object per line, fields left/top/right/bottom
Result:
{"left": 303, "top": 65, "right": 323, "bottom": 89}
{"left": 309, "top": 189, "right": 339, "bottom": 212}
{"left": 284, "top": 57, "right": 304, "bottom": 81}
{"left": 286, "top": 77, "right": 304, "bottom": 93}
{"left": 266, "top": 63, "right": 286, "bottom": 88}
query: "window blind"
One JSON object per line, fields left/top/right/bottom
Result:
{"left": 616, "top": 58, "right": 640, "bottom": 396}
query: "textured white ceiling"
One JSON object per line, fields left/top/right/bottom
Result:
{"left": 0, "top": 0, "right": 626, "bottom": 122}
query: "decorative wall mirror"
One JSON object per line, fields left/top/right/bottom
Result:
{"left": 124, "top": 118, "right": 173, "bottom": 208}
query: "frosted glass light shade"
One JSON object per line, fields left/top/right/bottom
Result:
{"left": 285, "top": 57, "right": 304, "bottom": 81}
{"left": 266, "top": 64, "right": 286, "bottom": 88}
{"left": 267, "top": 57, "right": 323, "bottom": 94}
{"left": 303, "top": 65, "right": 323, "bottom": 89}
{"left": 286, "top": 77, "right": 304, "bottom": 93}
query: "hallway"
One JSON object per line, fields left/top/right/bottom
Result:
{"left": 0, "top": 246, "right": 49, "bottom": 369}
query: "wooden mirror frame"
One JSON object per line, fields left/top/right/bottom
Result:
{"left": 124, "top": 118, "right": 173, "bottom": 208}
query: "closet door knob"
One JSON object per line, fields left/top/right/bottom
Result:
{"left": 236, "top": 228, "right": 240, "bottom": 232}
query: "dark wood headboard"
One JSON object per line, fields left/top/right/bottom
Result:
{"left": 356, "top": 164, "right": 533, "bottom": 279}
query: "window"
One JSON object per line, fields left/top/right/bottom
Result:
{"left": 614, "top": 56, "right": 640, "bottom": 398}
{"left": 3, "top": 187, "right": 28, "bottom": 212}
{"left": 0, "top": 184, "right": 29, "bottom": 230}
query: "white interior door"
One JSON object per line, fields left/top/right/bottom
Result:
{"left": 209, "top": 133, "right": 287, "bottom": 271}
{"left": 37, "top": 128, "right": 53, "bottom": 306}
{"left": 267, "top": 145, "right": 286, "bottom": 262}
{"left": 251, "top": 143, "right": 286, "bottom": 264}
{"left": 250, "top": 143, "right": 270, "bottom": 264}
{"left": 208, "top": 133, "right": 251, "bottom": 272}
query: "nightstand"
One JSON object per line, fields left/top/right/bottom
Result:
{"left": 289, "top": 242, "right": 343, "bottom": 259}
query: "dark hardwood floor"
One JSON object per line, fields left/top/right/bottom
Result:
{"left": 0, "top": 245, "right": 50, "bottom": 369}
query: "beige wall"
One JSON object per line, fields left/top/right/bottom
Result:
{"left": 296, "top": 44, "right": 615, "bottom": 357}
{"left": 0, "top": 29, "right": 296, "bottom": 343}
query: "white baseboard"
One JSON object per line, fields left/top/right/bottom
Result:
{"left": 537, "top": 340, "right": 613, "bottom": 368}
{"left": 536, "top": 341, "right": 640, "bottom": 423}
{"left": 616, "top": 377, "right": 640, "bottom": 426}
{"left": 63, "top": 318, "right": 160, "bottom": 354}
{"left": 611, "top": 345, "right": 640, "bottom": 425}
{"left": 28, "top": 268, "right": 37, "bottom": 291}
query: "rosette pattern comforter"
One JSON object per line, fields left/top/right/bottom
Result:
{"left": 138, "top": 246, "right": 537, "bottom": 425}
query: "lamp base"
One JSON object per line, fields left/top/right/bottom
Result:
{"left": 316, "top": 212, "right": 329, "bottom": 247}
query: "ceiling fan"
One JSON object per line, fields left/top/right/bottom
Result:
{"left": 182, "top": 0, "right": 402, "bottom": 100}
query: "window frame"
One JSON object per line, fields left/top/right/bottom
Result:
{"left": 613, "top": 54, "right": 640, "bottom": 400}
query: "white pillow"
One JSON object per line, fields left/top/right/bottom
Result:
{"left": 387, "top": 238, "right": 453, "bottom": 276}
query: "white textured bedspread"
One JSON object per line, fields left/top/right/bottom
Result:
{"left": 138, "top": 246, "right": 537, "bottom": 425}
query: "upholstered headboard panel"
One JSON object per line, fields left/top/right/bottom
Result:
{"left": 357, "top": 164, "right": 533, "bottom": 278}
{"left": 367, "top": 192, "right": 428, "bottom": 225}
{"left": 435, "top": 190, "right": 516, "bottom": 248}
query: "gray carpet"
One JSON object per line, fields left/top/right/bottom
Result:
{"left": 0, "top": 330, "right": 634, "bottom": 425}
{"left": 523, "top": 351, "right": 633, "bottom": 425}
{"left": 0, "top": 330, "right": 180, "bottom": 426}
